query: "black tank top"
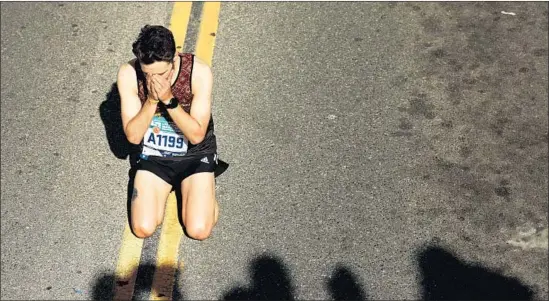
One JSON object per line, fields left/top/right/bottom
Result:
{"left": 135, "top": 53, "right": 217, "bottom": 158}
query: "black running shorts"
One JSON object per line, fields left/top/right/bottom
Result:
{"left": 136, "top": 153, "right": 218, "bottom": 185}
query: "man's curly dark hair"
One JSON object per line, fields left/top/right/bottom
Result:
{"left": 132, "top": 25, "right": 176, "bottom": 65}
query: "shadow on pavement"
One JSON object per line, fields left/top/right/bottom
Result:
{"left": 99, "top": 82, "right": 140, "bottom": 161}
{"left": 417, "top": 245, "right": 534, "bottom": 300}
{"left": 91, "top": 263, "right": 184, "bottom": 301}
{"left": 90, "top": 246, "right": 537, "bottom": 300}
{"left": 222, "top": 254, "right": 296, "bottom": 300}
{"left": 326, "top": 264, "right": 367, "bottom": 300}
{"left": 221, "top": 253, "right": 367, "bottom": 300}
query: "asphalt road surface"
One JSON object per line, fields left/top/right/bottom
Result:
{"left": 1, "top": 2, "right": 548, "bottom": 300}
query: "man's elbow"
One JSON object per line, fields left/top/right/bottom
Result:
{"left": 188, "top": 131, "right": 206, "bottom": 145}
{"left": 127, "top": 136, "right": 142, "bottom": 145}
{"left": 124, "top": 128, "right": 142, "bottom": 145}
{"left": 127, "top": 135, "right": 142, "bottom": 145}
{"left": 189, "top": 135, "right": 204, "bottom": 145}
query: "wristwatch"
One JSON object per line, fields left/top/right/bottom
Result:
{"left": 164, "top": 97, "right": 179, "bottom": 109}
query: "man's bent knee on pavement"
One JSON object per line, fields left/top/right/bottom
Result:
{"left": 117, "top": 25, "right": 220, "bottom": 240}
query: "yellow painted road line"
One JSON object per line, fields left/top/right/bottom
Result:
{"left": 170, "top": 2, "right": 192, "bottom": 51}
{"left": 150, "top": 193, "right": 184, "bottom": 300}
{"left": 195, "top": 2, "right": 221, "bottom": 67}
{"left": 150, "top": 2, "right": 193, "bottom": 300}
{"left": 113, "top": 224, "right": 144, "bottom": 300}
{"left": 150, "top": 3, "right": 221, "bottom": 299}
{"left": 114, "top": 3, "right": 192, "bottom": 301}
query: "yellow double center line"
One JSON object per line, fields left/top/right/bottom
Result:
{"left": 113, "top": 2, "right": 221, "bottom": 300}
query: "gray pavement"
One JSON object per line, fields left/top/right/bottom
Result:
{"left": 1, "top": 2, "right": 548, "bottom": 300}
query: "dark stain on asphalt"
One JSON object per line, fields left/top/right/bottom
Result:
{"left": 533, "top": 48, "right": 548, "bottom": 57}
{"left": 462, "top": 78, "right": 476, "bottom": 85}
{"left": 445, "top": 83, "right": 461, "bottom": 105}
{"left": 391, "top": 131, "right": 413, "bottom": 138}
{"left": 391, "top": 75, "right": 408, "bottom": 87}
{"left": 448, "top": 59, "right": 464, "bottom": 72}
{"left": 441, "top": 120, "right": 453, "bottom": 128}
{"left": 398, "top": 117, "right": 414, "bottom": 130}
{"left": 422, "top": 17, "right": 443, "bottom": 35}
{"left": 495, "top": 186, "right": 510, "bottom": 198}
{"left": 490, "top": 117, "right": 510, "bottom": 137}
{"left": 430, "top": 48, "right": 446, "bottom": 59}
{"left": 459, "top": 145, "right": 473, "bottom": 158}
{"left": 407, "top": 94, "right": 436, "bottom": 119}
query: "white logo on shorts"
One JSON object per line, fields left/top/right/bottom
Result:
{"left": 201, "top": 156, "right": 209, "bottom": 164}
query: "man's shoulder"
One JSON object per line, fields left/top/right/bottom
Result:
{"left": 190, "top": 55, "right": 212, "bottom": 79}
{"left": 117, "top": 59, "right": 140, "bottom": 93}
{"left": 192, "top": 55, "right": 207, "bottom": 66}
{"left": 119, "top": 59, "right": 138, "bottom": 74}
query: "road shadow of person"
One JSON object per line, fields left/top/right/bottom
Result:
{"left": 326, "top": 264, "right": 368, "bottom": 300}
{"left": 91, "top": 263, "right": 184, "bottom": 300}
{"left": 99, "top": 83, "right": 141, "bottom": 161}
{"left": 222, "top": 253, "right": 296, "bottom": 300}
{"left": 417, "top": 245, "right": 535, "bottom": 300}
{"left": 222, "top": 253, "right": 368, "bottom": 301}
{"left": 99, "top": 83, "right": 141, "bottom": 229}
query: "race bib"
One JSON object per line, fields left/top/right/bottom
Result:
{"left": 142, "top": 114, "right": 188, "bottom": 157}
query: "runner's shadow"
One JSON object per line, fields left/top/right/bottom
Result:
{"left": 98, "top": 82, "right": 140, "bottom": 233}
{"left": 91, "top": 263, "right": 184, "bottom": 301}
{"left": 99, "top": 82, "right": 141, "bottom": 160}
{"left": 221, "top": 253, "right": 368, "bottom": 300}
{"left": 326, "top": 264, "right": 367, "bottom": 300}
{"left": 417, "top": 244, "right": 535, "bottom": 300}
{"left": 222, "top": 253, "right": 296, "bottom": 300}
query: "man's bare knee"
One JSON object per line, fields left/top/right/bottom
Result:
{"left": 132, "top": 221, "right": 157, "bottom": 238}
{"left": 185, "top": 223, "right": 212, "bottom": 241}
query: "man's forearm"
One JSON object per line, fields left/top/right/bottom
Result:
{"left": 165, "top": 106, "right": 203, "bottom": 144}
{"left": 125, "top": 101, "right": 158, "bottom": 144}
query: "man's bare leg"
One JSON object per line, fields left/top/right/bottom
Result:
{"left": 131, "top": 170, "right": 172, "bottom": 238}
{"left": 181, "top": 172, "right": 217, "bottom": 240}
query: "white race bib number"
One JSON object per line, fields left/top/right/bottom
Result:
{"left": 142, "top": 115, "right": 188, "bottom": 157}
